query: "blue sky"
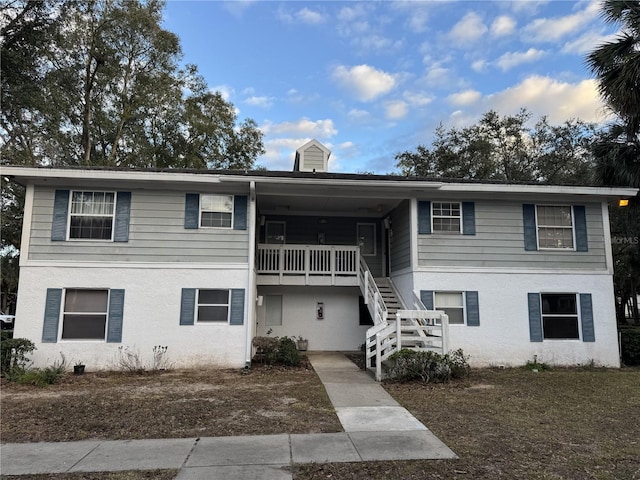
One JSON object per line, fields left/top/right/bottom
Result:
{"left": 162, "top": 1, "right": 618, "bottom": 173}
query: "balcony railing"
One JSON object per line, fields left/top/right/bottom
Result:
{"left": 257, "top": 244, "right": 359, "bottom": 285}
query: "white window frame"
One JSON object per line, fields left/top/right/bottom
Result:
{"left": 540, "top": 292, "right": 580, "bottom": 340}
{"left": 432, "top": 202, "right": 462, "bottom": 234}
{"left": 434, "top": 291, "right": 466, "bottom": 325}
{"left": 67, "top": 191, "right": 116, "bottom": 241}
{"left": 60, "top": 288, "right": 109, "bottom": 341}
{"left": 357, "top": 222, "right": 376, "bottom": 256}
{"left": 535, "top": 205, "right": 575, "bottom": 250}
{"left": 196, "top": 289, "right": 230, "bottom": 323}
{"left": 199, "top": 194, "right": 234, "bottom": 229}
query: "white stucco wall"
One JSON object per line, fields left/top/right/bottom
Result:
{"left": 13, "top": 265, "right": 251, "bottom": 369}
{"left": 412, "top": 271, "right": 620, "bottom": 367}
{"left": 255, "top": 286, "right": 367, "bottom": 351}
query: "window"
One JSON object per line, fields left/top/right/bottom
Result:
{"left": 197, "top": 289, "right": 230, "bottom": 322}
{"left": 434, "top": 291, "right": 465, "bottom": 325}
{"left": 265, "top": 295, "right": 283, "bottom": 326}
{"left": 536, "top": 205, "right": 574, "bottom": 249}
{"left": 200, "top": 195, "right": 233, "bottom": 228}
{"left": 62, "top": 289, "right": 109, "bottom": 340}
{"left": 541, "top": 293, "right": 579, "bottom": 339}
{"left": 432, "top": 202, "right": 461, "bottom": 234}
{"left": 69, "top": 191, "right": 115, "bottom": 240}
{"left": 357, "top": 223, "right": 376, "bottom": 255}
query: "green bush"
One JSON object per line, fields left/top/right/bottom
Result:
{"left": 252, "top": 336, "right": 301, "bottom": 367}
{"left": 1, "top": 337, "right": 35, "bottom": 375}
{"left": 5, "top": 355, "right": 67, "bottom": 387}
{"left": 620, "top": 326, "right": 640, "bottom": 366}
{"left": 386, "top": 348, "right": 470, "bottom": 383}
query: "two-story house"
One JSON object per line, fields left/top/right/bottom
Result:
{"left": 3, "top": 140, "right": 637, "bottom": 379}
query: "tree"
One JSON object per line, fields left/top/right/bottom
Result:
{"left": 0, "top": 0, "right": 265, "bottom": 169}
{"left": 587, "top": 0, "right": 640, "bottom": 324}
{"left": 396, "top": 109, "right": 596, "bottom": 185}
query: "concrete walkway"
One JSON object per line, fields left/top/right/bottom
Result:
{"left": 0, "top": 352, "right": 456, "bottom": 479}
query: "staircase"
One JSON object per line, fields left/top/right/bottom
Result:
{"left": 358, "top": 263, "right": 449, "bottom": 380}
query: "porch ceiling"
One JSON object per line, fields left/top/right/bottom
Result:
{"left": 256, "top": 187, "right": 404, "bottom": 217}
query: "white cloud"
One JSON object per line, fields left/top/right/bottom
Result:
{"left": 523, "top": 0, "right": 601, "bottom": 43}
{"left": 496, "top": 48, "right": 546, "bottom": 71}
{"left": 331, "top": 64, "right": 397, "bottom": 102}
{"left": 244, "top": 96, "right": 274, "bottom": 108}
{"left": 385, "top": 100, "right": 408, "bottom": 120}
{"left": 407, "top": 8, "right": 429, "bottom": 33}
{"left": 423, "top": 64, "right": 450, "bottom": 88}
{"left": 278, "top": 7, "right": 326, "bottom": 24}
{"left": 485, "top": 75, "right": 610, "bottom": 124}
{"left": 561, "top": 31, "right": 619, "bottom": 54}
{"left": 347, "top": 108, "right": 372, "bottom": 122}
{"left": 403, "top": 91, "right": 432, "bottom": 107}
{"left": 471, "top": 59, "right": 487, "bottom": 72}
{"left": 261, "top": 118, "right": 338, "bottom": 138}
{"left": 491, "top": 15, "right": 516, "bottom": 36}
{"left": 448, "top": 12, "right": 488, "bottom": 46}
{"left": 447, "top": 89, "right": 482, "bottom": 106}
{"left": 211, "top": 85, "right": 234, "bottom": 102}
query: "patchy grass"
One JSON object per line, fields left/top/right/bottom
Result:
{"left": 1, "top": 471, "right": 176, "bottom": 480}
{"left": 295, "top": 367, "right": 640, "bottom": 480}
{"left": 0, "top": 362, "right": 341, "bottom": 443}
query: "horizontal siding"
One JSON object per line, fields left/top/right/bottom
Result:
{"left": 29, "top": 187, "right": 249, "bottom": 263}
{"left": 390, "top": 200, "right": 411, "bottom": 272}
{"left": 417, "top": 201, "right": 607, "bottom": 270}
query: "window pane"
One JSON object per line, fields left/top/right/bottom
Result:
{"left": 65, "top": 289, "right": 108, "bottom": 313}
{"left": 265, "top": 295, "right": 283, "bottom": 326}
{"left": 541, "top": 294, "right": 577, "bottom": 314}
{"left": 443, "top": 307, "right": 464, "bottom": 324}
{"left": 435, "top": 292, "right": 463, "bottom": 307}
{"left": 71, "top": 192, "right": 114, "bottom": 215}
{"left": 201, "top": 212, "right": 232, "bottom": 228}
{"left": 537, "top": 206, "right": 572, "bottom": 227}
{"left": 62, "top": 314, "right": 107, "bottom": 339}
{"left": 433, "top": 218, "right": 460, "bottom": 233}
{"left": 543, "top": 316, "right": 579, "bottom": 339}
{"left": 70, "top": 216, "right": 113, "bottom": 240}
{"left": 198, "top": 289, "right": 229, "bottom": 305}
{"left": 198, "top": 306, "right": 228, "bottom": 322}
{"left": 201, "top": 195, "right": 233, "bottom": 212}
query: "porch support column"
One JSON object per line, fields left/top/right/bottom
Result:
{"left": 245, "top": 181, "right": 257, "bottom": 367}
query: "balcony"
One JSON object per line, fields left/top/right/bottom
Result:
{"left": 256, "top": 244, "right": 360, "bottom": 286}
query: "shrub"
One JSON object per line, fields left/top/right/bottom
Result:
{"left": 386, "top": 348, "right": 470, "bottom": 383}
{"left": 1, "top": 337, "right": 35, "bottom": 375}
{"left": 252, "top": 336, "right": 301, "bottom": 367}
{"left": 6, "top": 355, "right": 67, "bottom": 387}
{"left": 620, "top": 326, "right": 640, "bottom": 366}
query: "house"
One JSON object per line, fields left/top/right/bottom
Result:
{"left": 2, "top": 140, "right": 637, "bottom": 379}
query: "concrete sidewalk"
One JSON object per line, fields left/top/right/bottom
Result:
{"left": 0, "top": 352, "right": 456, "bottom": 479}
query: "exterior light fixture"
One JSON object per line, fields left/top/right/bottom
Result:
{"left": 619, "top": 199, "right": 629, "bottom": 207}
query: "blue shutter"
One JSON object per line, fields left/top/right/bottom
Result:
{"left": 580, "top": 293, "right": 595, "bottom": 342}
{"left": 233, "top": 195, "right": 248, "bottom": 231}
{"left": 106, "top": 289, "right": 125, "bottom": 343}
{"left": 420, "top": 290, "right": 434, "bottom": 310}
{"left": 465, "top": 291, "right": 480, "bottom": 326}
{"left": 418, "top": 201, "right": 431, "bottom": 234}
{"left": 113, "top": 192, "right": 131, "bottom": 242}
{"left": 184, "top": 194, "right": 199, "bottom": 229}
{"left": 528, "top": 293, "right": 543, "bottom": 342}
{"left": 523, "top": 204, "right": 538, "bottom": 251}
{"left": 51, "top": 190, "right": 69, "bottom": 241}
{"left": 180, "top": 288, "right": 196, "bottom": 325}
{"left": 42, "top": 288, "right": 62, "bottom": 343}
{"left": 462, "top": 202, "right": 476, "bottom": 235}
{"left": 229, "top": 289, "right": 245, "bottom": 325}
{"left": 573, "top": 205, "right": 588, "bottom": 252}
